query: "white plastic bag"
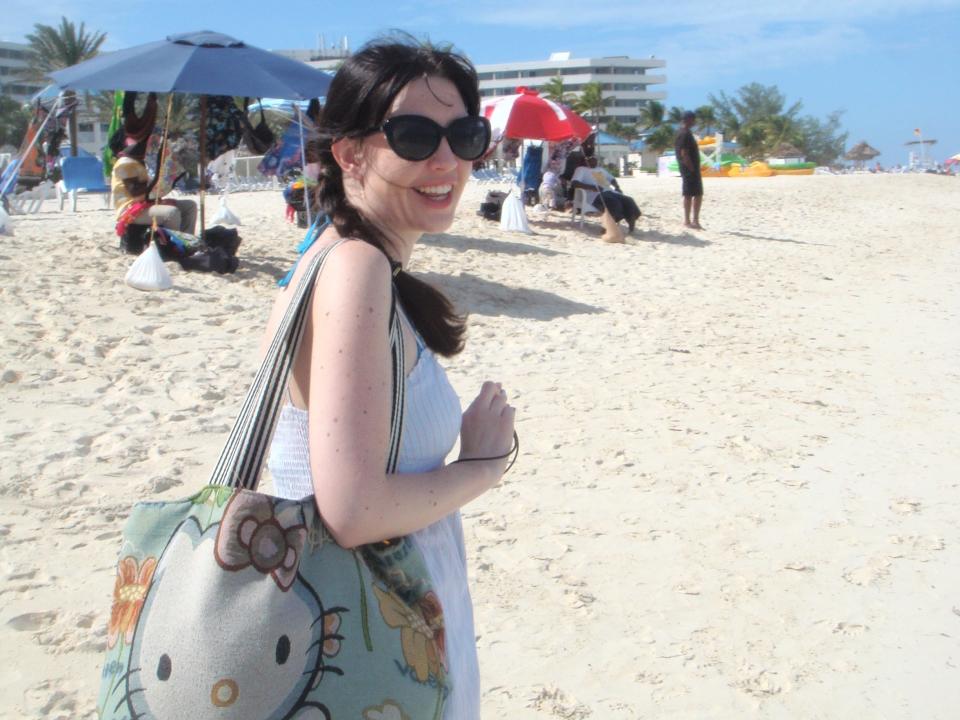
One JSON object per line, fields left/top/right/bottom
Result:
{"left": 499, "top": 190, "right": 531, "bottom": 234}
{"left": 211, "top": 195, "right": 241, "bottom": 225}
{"left": 125, "top": 242, "right": 172, "bottom": 291}
{"left": 0, "top": 206, "right": 12, "bottom": 236}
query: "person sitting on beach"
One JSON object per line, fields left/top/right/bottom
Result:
{"left": 112, "top": 136, "right": 197, "bottom": 238}
{"left": 570, "top": 156, "right": 641, "bottom": 243}
{"left": 537, "top": 167, "right": 563, "bottom": 210}
{"left": 560, "top": 133, "right": 596, "bottom": 204}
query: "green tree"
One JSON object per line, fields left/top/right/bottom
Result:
{"left": 23, "top": 17, "right": 107, "bottom": 156}
{"left": 604, "top": 118, "right": 636, "bottom": 140}
{"left": 637, "top": 100, "right": 665, "bottom": 130}
{"left": 797, "top": 110, "right": 847, "bottom": 166}
{"left": 643, "top": 124, "right": 675, "bottom": 154}
{"left": 695, "top": 105, "right": 717, "bottom": 135}
{"left": 667, "top": 105, "right": 686, "bottom": 125}
{"left": 574, "top": 81, "right": 608, "bottom": 124}
{"left": 758, "top": 114, "right": 802, "bottom": 155}
{"left": 0, "top": 96, "right": 30, "bottom": 149}
{"left": 710, "top": 83, "right": 802, "bottom": 130}
{"left": 708, "top": 82, "right": 844, "bottom": 161}
{"left": 541, "top": 75, "right": 571, "bottom": 105}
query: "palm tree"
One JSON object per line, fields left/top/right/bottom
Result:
{"left": 758, "top": 114, "right": 801, "bottom": 157}
{"left": 695, "top": 105, "right": 717, "bottom": 136}
{"left": 23, "top": 17, "right": 107, "bottom": 156}
{"left": 0, "top": 96, "right": 31, "bottom": 149}
{"left": 667, "top": 105, "right": 686, "bottom": 126}
{"left": 643, "top": 124, "right": 675, "bottom": 155}
{"left": 637, "top": 100, "right": 665, "bottom": 131}
{"left": 605, "top": 119, "right": 636, "bottom": 141}
{"left": 574, "top": 81, "right": 607, "bottom": 125}
{"left": 541, "top": 75, "right": 571, "bottom": 105}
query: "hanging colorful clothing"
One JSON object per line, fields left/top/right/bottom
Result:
{"left": 204, "top": 96, "right": 245, "bottom": 161}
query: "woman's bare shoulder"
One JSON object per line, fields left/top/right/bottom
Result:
{"left": 302, "top": 231, "right": 392, "bottom": 292}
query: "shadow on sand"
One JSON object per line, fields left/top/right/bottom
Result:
{"left": 421, "top": 232, "right": 564, "bottom": 257}
{"left": 234, "top": 255, "right": 291, "bottom": 282}
{"left": 415, "top": 270, "right": 604, "bottom": 321}
{"left": 526, "top": 214, "right": 712, "bottom": 248}
{"left": 721, "top": 230, "right": 832, "bottom": 247}
{"left": 634, "top": 229, "right": 713, "bottom": 247}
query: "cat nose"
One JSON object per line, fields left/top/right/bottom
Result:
{"left": 210, "top": 678, "right": 239, "bottom": 707}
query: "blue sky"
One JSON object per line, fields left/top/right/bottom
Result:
{"left": 5, "top": 0, "right": 959, "bottom": 165}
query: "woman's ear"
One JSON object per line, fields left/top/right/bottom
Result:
{"left": 331, "top": 137, "right": 364, "bottom": 180}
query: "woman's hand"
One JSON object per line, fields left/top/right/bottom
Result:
{"left": 459, "top": 381, "right": 516, "bottom": 481}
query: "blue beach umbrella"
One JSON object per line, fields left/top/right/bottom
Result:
{"left": 47, "top": 31, "right": 332, "bottom": 235}
{"left": 48, "top": 31, "right": 332, "bottom": 100}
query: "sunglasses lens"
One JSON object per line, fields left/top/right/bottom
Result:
{"left": 385, "top": 116, "right": 440, "bottom": 161}
{"left": 383, "top": 115, "right": 491, "bottom": 162}
{"left": 448, "top": 117, "right": 491, "bottom": 161}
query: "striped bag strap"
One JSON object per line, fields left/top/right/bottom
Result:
{"left": 210, "top": 240, "right": 405, "bottom": 489}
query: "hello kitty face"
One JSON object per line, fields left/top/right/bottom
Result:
{"left": 123, "top": 499, "right": 342, "bottom": 720}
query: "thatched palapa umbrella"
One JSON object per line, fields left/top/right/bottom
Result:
{"left": 771, "top": 142, "right": 804, "bottom": 159}
{"left": 844, "top": 141, "right": 881, "bottom": 167}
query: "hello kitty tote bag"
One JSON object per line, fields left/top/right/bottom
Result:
{"left": 96, "top": 241, "right": 448, "bottom": 719}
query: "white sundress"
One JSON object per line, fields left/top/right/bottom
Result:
{"left": 267, "top": 323, "right": 480, "bottom": 719}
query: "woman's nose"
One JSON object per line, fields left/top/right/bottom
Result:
{"left": 427, "top": 137, "right": 459, "bottom": 170}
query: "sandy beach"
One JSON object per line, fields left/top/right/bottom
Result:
{"left": 1, "top": 172, "right": 958, "bottom": 718}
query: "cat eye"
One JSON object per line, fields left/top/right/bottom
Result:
{"left": 275, "top": 634, "right": 291, "bottom": 665}
{"left": 157, "top": 653, "right": 172, "bottom": 681}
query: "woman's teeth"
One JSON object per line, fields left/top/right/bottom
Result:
{"left": 415, "top": 184, "right": 453, "bottom": 197}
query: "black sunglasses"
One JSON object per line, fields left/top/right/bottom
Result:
{"left": 367, "top": 114, "right": 492, "bottom": 162}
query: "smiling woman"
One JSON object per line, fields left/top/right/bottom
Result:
{"left": 255, "top": 35, "right": 516, "bottom": 720}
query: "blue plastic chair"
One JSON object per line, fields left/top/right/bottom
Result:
{"left": 58, "top": 156, "right": 111, "bottom": 211}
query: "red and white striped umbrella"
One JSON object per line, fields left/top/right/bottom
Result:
{"left": 481, "top": 87, "right": 593, "bottom": 142}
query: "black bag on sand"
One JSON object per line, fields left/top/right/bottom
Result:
{"left": 120, "top": 225, "right": 152, "bottom": 255}
{"left": 203, "top": 225, "right": 242, "bottom": 257}
{"left": 180, "top": 247, "right": 238, "bottom": 274}
{"left": 478, "top": 190, "right": 508, "bottom": 221}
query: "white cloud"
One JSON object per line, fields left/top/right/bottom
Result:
{"left": 650, "top": 22, "right": 871, "bottom": 87}
{"left": 454, "top": 0, "right": 957, "bottom": 86}
{"left": 469, "top": 0, "right": 960, "bottom": 29}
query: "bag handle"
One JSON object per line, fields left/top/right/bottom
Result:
{"left": 210, "top": 240, "right": 405, "bottom": 490}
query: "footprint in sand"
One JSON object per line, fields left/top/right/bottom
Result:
{"left": 6, "top": 609, "right": 58, "bottom": 631}
{"left": 890, "top": 497, "right": 922, "bottom": 514}
{"left": 528, "top": 686, "right": 592, "bottom": 719}
{"left": 1, "top": 369, "right": 21, "bottom": 383}
{"left": 842, "top": 557, "right": 891, "bottom": 586}
{"left": 888, "top": 534, "right": 945, "bottom": 561}
{"left": 23, "top": 681, "right": 83, "bottom": 717}
{"left": 832, "top": 621, "right": 869, "bottom": 636}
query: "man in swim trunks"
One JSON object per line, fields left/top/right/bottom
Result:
{"left": 674, "top": 110, "right": 704, "bottom": 230}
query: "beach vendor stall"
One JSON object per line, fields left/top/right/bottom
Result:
{"left": 481, "top": 87, "right": 592, "bottom": 233}
{"left": 47, "top": 31, "right": 332, "bottom": 239}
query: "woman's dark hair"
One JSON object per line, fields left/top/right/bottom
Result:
{"left": 314, "top": 34, "right": 478, "bottom": 357}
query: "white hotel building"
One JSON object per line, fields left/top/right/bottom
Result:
{"left": 476, "top": 52, "right": 667, "bottom": 130}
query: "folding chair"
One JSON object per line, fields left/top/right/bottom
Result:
{"left": 8, "top": 180, "right": 55, "bottom": 214}
{"left": 571, "top": 187, "right": 592, "bottom": 228}
{"left": 58, "top": 156, "right": 111, "bottom": 211}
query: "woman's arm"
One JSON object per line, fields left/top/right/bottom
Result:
{"left": 306, "top": 241, "right": 513, "bottom": 548}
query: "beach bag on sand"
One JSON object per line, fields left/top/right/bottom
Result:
{"left": 478, "top": 190, "right": 508, "bottom": 221}
{"left": 125, "top": 241, "right": 172, "bottom": 291}
{"left": 499, "top": 190, "right": 532, "bottom": 234}
{"left": 96, "top": 240, "right": 448, "bottom": 720}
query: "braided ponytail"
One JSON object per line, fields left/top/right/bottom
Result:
{"left": 310, "top": 35, "right": 474, "bottom": 357}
